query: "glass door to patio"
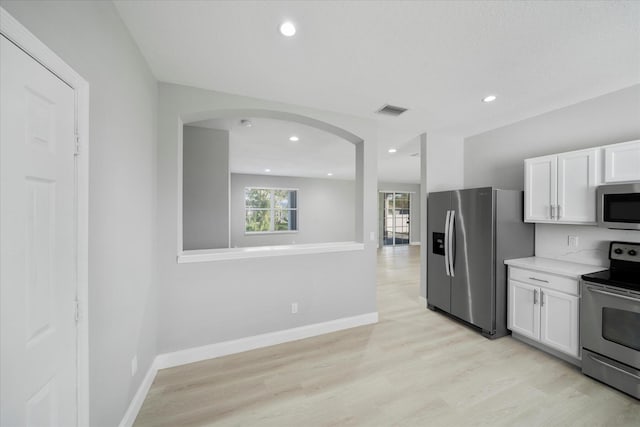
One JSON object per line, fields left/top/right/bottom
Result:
{"left": 383, "top": 192, "right": 410, "bottom": 246}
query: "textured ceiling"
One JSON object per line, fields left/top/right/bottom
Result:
{"left": 115, "top": 0, "right": 640, "bottom": 183}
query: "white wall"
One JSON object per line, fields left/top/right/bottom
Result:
{"left": 157, "top": 82, "right": 378, "bottom": 354}
{"left": 183, "top": 126, "right": 229, "bottom": 250}
{"left": 419, "top": 132, "right": 465, "bottom": 298}
{"left": 464, "top": 85, "right": 640, "bottom": 190}
{"left": 231, "top": 174, "right": 355, "bottom": 247}
{"left": 536, "top": 224, "right": 640, "bottom": 267}
{"left": 426, "top": 133, "right": 465, "bottom": 192}
{"left": 1, "top": 2, "right": 158, "bottom": 426}
{"left": 464, "top": 85, "right": 640, "bottom": 266}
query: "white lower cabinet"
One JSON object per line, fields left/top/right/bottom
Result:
{"left": 507, "top": 266, "right": 580, "bottom": 359}
{"left": 539, "top": 288, "right": 579, "bottom": 357}
{"left": 508, "top": 280, "right": 539, "bottom": 340}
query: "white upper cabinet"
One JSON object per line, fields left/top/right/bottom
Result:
{"left": 604, "top": 140, "right": 640, "bottom": 183}
{"left": 556, "top": 149, "right": 598, "bottom": 223}
{"left": 525, "top": 155, "right": 557, "bottom": 222}
{"left": 525, "top": 148, "right": 598, "bottom": 224}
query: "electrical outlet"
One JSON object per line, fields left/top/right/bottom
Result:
{"left": 291, "top": 302, "right": 298, "bottom": 314}
{"left": 131, "top": 355, "right": 138, "bottom": 377}
{"left": 568, "top": 235, "right": 579, "bottom": 248}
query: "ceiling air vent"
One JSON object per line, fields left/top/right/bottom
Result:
{"left": 376, "top": 104, "right": 408, "bottom": 117}
{"left": 410, "top": 152, "right": 420, "bottom": 157}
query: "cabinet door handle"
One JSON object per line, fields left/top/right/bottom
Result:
{"left": 549, "top": 205, "right": 553, "bottom": 220}
{"left": 540, "top": 290, "right": 545, "bottom": 307}
{"left": 529, "top": 277, "right": 549, "bottom": 283}
{"left": 557, "top": 205, "right": 562, "bottom": 219}
{"left": 533, "top": 289, "right": 538, "bottom": 305}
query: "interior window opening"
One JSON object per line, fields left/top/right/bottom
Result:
{"left": 181, "top": 115, "right": 356, "bottom": 251}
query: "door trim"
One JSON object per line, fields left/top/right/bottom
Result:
{"left": 1, "top": 7, "right": 90, "bottom": 426}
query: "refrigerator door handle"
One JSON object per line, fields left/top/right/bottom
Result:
{"left": 448, "top": 210, "right": 455, "bottom": 277}
{"left": 444, "top": 210, "right": 451, "bottom": 276}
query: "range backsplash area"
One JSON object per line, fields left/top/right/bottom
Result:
{"left": 535, "top": 224, "right": 640, "bottom": 267}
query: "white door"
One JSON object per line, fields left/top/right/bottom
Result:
{"left": 604, "top": 140, "right": 640, "bottom": 183}
{"left": 524, "top": 155, "right": 557, "bottom": 222}
{"left": 507, "top": 280, "right": 540, "bottom": 340}
{"left": 556, "top": 148, "right": 598, "bottom": 223}
{"left": 1, "top": 36, "right": 78, "bottom": 426}
{"left": 539, "top": 288, "right": 579, "bottom": 358}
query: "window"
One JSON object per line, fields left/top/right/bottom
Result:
{"left": 245, "top": 188, "right": 298, "bottom": 233}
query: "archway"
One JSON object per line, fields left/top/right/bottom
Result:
{"left": 178, "top": 109, "right": 366, "bottom": 254}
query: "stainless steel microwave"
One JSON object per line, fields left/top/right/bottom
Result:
{"left": 597, "top": 183, "right": 640, "bottom": 230}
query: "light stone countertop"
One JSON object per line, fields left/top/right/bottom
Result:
{"left": 504, "top": 256, "right": 606, "bottom": 279}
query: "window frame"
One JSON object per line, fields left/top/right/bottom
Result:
{"left": 244, "top": 186, "right": 299, "bottom": 235}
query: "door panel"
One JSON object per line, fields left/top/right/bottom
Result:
{"left": 427, "top": 191, "right": 451, "bottom": 311}
{"left": 540, "top": 288, "right": 579, "bottom": 357}
{"left": 557, "top": 149, "right": 598, "bottom": 223}
{"left": 525, "top": 156, "right": 556, "bottom": 222}
{"left": 604, "top": 140, "right": 640, "bottom": 183}
{"left": 450, "top": 188, "right": 495, "bottom": 331}
{"left": 383, "top": 192, "right": 394, "bottom": 245}
{"left": 508, "top": 281, "right": 539, "bottom": 340}
{"left": 393, "top": 192, "right": 410, "bottom": 245}
{"left": 1, "top": 36, "right": 77, "bottom": 426}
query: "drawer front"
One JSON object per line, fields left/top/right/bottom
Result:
{"left": 509, "top": 267, "right": 578, "bottom": 295}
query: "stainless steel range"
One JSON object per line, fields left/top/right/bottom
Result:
{"left": 581, "top": 241, "right": 640, "bottom": 399}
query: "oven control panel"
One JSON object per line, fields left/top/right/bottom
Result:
{"left": 610, "top": 241, "right": 640, "bottom": 263}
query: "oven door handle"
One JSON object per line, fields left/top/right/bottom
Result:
{"left": 585, "top": 286, "right": 640, "bottom": 303}
{"left": 587, "top": 353, "right": 640, "bottom": 381}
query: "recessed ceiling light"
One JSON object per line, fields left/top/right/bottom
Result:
{"left": 240, "top": 119, "right": 253, "bottom": 127}
{"left": 289, "top": 136, "right": 299, "bottom": 142}
{"left": 279, "top": 21, "right": 296, "bottom": 37}
{"left": 482, "top": 95, "right": 497, "bottom": 103}
{"left": 327, "top": 172, "right": 333, "bottom": 176}
{"left": 388, "top": 148, "right": 397, "bottom": 153}
{"left": 265, "top": 168, "right": 271, "bottom": 173}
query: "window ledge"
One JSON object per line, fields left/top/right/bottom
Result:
{"left": 177, "top": 241, "right": 365, "bottom": 263}
{"left": 244, "top": 230, "right": 298, "bottom": 235}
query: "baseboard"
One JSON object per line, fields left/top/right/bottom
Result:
{"left": 118, "top": 359, "right": 158, "bottom": 427}
{"left": 119, "top": 312, "right": 378, "bottom": 426}
{"left": 410, "top": 241, "right": 421, "bottom": 246}
{"left": 419, "top": 296, "right": 427, "bottom": 306}
{"left": 156, "top": 311, "right": 379, "bottom": 369}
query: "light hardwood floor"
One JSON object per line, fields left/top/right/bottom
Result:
{"left": 134, "top": 246, "right": 639, "bottom": 426}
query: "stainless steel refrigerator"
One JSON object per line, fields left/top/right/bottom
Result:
{"left": 427, "top": 187, "right": 534, "bottom": 338}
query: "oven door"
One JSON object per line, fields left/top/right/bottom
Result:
{"left": 581, "top": 281, "right": 640, "bottom": 369}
